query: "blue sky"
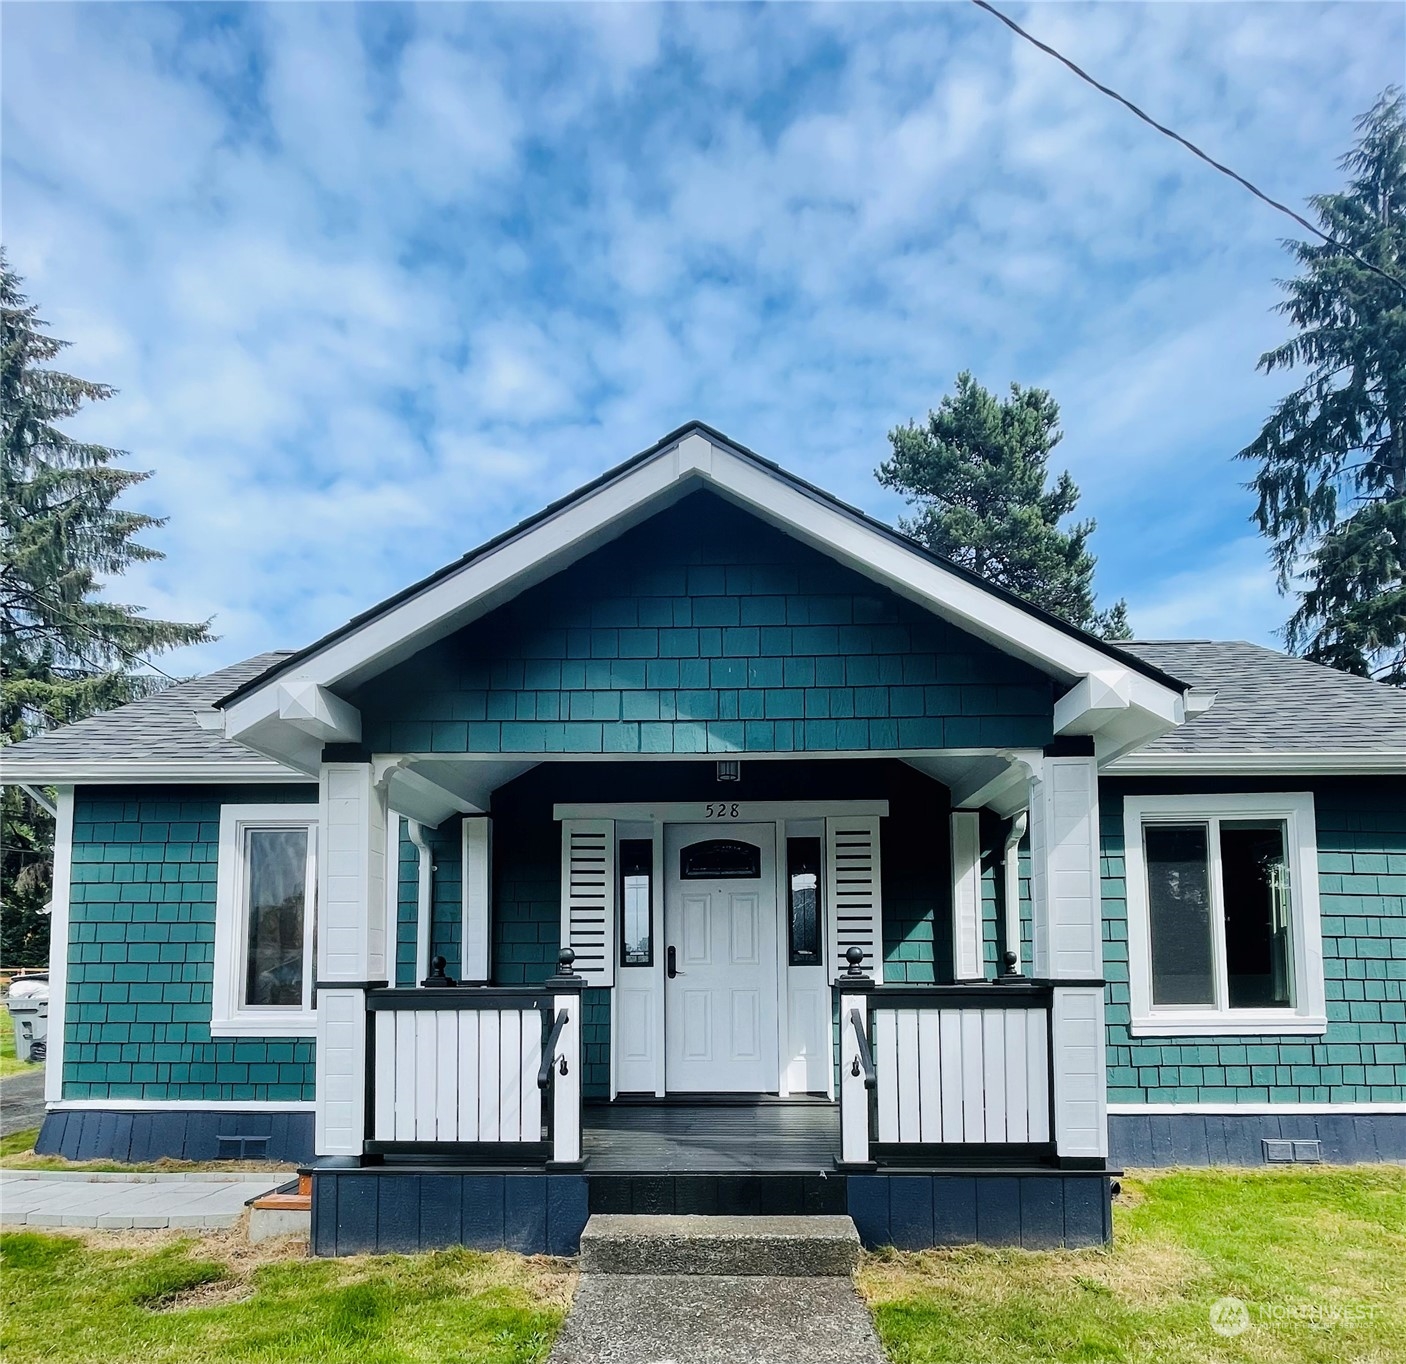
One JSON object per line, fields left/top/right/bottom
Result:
{"left": 4, "top": 2, "right": 1403, "bottom": 677}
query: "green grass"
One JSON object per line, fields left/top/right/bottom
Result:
{"left": 0, "top": 1126, "right": 41, "bottom": 1158}
{"left": 0, "top": 1231, "right": 574, "bottom": 1364}
{"left": 0, "top": 1015, "right": 37, "bottom": 1078}
{"left": 859, "top": 1166, "right": 1406, "bottom": 1364}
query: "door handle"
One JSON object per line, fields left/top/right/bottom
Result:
{"left": 667, "top": 946, "right": 679, "bottom": 979}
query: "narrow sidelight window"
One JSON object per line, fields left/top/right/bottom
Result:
{"left": 619, "top": 839, "right": 653, "bottom": 967}
{"left": 243, "top": 827, "right": 314, "bottom": 1009}
{"left": 1145, "top": 824, "right": 1214, "bottom": 1006}
{"left": 787, "top": 837, "right": 823, "bottom": 966}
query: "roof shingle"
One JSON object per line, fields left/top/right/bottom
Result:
{"left": 2, "top": 653, "right": 296, "bottom": 773}
{"left": 1121, "top": 640, "right": 1406, "bottom": 754}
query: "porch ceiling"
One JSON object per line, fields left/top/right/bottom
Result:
{"left": 373, "top": 748, "right": 1041, "bottom": 826}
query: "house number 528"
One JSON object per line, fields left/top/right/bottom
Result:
{"left": 704, "top": 803, "right": 740, "bottom": 818}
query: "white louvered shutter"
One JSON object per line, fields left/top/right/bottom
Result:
{"left": 826, "top": 815, "right": 884, "bottom": 983}
{"left": 560, "top": 819, "right": 615, "bottom": 986}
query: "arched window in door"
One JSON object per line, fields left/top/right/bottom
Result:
{"left": 679, "top": 839, "right": 762, "bottom": 880}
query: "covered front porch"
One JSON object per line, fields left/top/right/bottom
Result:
{"left": 210, "top": 430, "right": 1196, "bottom": 1249}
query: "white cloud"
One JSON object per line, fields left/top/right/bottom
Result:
{"left": 2, "top": 1, "right": 1401, "bottom": 677}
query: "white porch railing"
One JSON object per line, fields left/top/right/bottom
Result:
{"left": 363, "top": 955, "right": 583, "bottom": 1164}
{"left": 838, "top": 976, "right": 1057, "bottom": 1164}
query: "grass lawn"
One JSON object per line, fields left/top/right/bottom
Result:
{"left": 0, "top": 1016, "right": 37, "bottom": 1078}
{"left": 859, "top": 1165, "right": 1406, "bottom": 1364}
{"left": 0, "top": 1227, "right": 574, "bottom": 1364}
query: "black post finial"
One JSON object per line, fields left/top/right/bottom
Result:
{"left": 996, "top": 948, "right": 1022, "bottom": 983}
{"left": 845, "top": 946, "right": 866, "bottom": 977}
{"left": 421, "top": 954, "right": 458, "bottom": 988}
{"left": 558, "top": 947, "right": 576, "bottom": 975}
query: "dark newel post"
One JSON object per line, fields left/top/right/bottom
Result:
{"left": 996, "top": 949, "right": 1023, "bottom": 983}
{"left": 421, "top": 954, "right": 457, "bottom": 988}
{"left": 545, "top": 947, "right": 586, "bottom": 992}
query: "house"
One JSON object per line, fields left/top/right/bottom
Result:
{"left": 6, "top": 422, "right": 1404, "bottom": 1256}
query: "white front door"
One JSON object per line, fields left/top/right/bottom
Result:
{"left": 664, "top": 824, "right": 779, "bottom": 1093}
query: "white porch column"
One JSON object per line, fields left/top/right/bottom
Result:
{"left": 315, "top": 762, "right": 389, "bottom": 1159}
{"left": 950, "top": 810, "right": 984, "bottom": 981}
{"left": 1028, "top": 754, "right": 1108, "bottom": 1160}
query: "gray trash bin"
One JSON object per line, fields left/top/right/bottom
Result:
{"left": 7, "top": 992, "right": 49, "bottom": 1063}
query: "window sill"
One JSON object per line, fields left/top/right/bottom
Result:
{"left": 210, "top": 1014, "right": 317, "bottom": 1038}
{"left": 1129, "top": 1013, "right": 1328, "bottom": 1038}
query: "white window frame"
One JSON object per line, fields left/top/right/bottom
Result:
{"left": 212, "top": 803, "right": 320, "bottom": 1037}
{"left": 1123, "top": 792, "right": 1326, "bottom": 1037}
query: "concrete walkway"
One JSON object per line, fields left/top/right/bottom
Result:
{"left": 0, "top": 1067, "right": 47, "bottom": 1137}
{"left": 0, "top": 1171, "right": 283, "bottom": 1230}
{"left": 549, "top": 1273, "right": 887, "bottom": 1364}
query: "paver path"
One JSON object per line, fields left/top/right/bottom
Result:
{"left": 548, "top": 1272, "right": 887, "bottom": 1364}
{"left": 0, "top": 1067, "right": 47, "bottom": 1137}
{"left": 0, "top": 1171, "right": 282, "bottom": 1230}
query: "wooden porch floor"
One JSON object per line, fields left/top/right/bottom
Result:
{"left": 582, "top": 1102, "right": 841, "bottom": 1173}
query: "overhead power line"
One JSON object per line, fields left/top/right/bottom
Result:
{"left": 970, "top": 0, "right": 1406, "bottom": 295}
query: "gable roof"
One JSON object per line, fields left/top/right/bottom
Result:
{"left": 220, "top": 421, "right": 1185, "bottom": 707}
{"left": 1109, "top": 641, "right": 1406, "bottom": 773}
{"left": 1, "top": 653, "right": 308, "bottom": 784}
{"left": 217, "top": 422, "right": 1192, "bottom": 771}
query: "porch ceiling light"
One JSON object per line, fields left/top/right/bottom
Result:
{"left": 716, "top": 760, "right": 741, "bottom": 782}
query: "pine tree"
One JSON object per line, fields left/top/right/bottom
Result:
{"left": 1238, "top": 88, "right": 1406, "bottom": 685}
{"left": 877, "top": 371, "right": 1131, "bottom": 639}
{"left": 1, "top": 251, "right": 214, "bottom": 966}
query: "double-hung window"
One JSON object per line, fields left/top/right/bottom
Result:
{"left": 212, "top": 804, "right": 319, "bottom": 1036}
{"left": 1123, "top": 793, "right": 1326, "bottom": 1036}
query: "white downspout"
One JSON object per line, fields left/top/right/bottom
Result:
{"left": 408, "top": 820, "right": 434, "bottom": 982}
{"left": 1003, "top": 811, "right": 1028, "bottom": 975}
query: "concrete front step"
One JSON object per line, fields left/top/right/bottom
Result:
{"left": 578, "top": 1213, "right": 860, "bottom": 1277}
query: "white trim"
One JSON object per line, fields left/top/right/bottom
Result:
{"left": 47, "top": 1098, "right": 315, "bottom": 1112}
{"left": 408, "top": 818, "right": 433, "bottom": 982}
{"left": 222, "top": 431, "right": 1188, "bottom": 768}
{"left": 461, "top": 816, "right": 492, "bottom": 983}
{"left": 1108, "top": 751, "right": 1406, "bottom": 776}
{"left": 385, "top": 809, "right": 402, "bottom": 983}
{"left": 555, "top": 800, "right": 889, "bottom": 821}
{"left": 1123, "top": 791, "right": 1327, "bottom": 1038}
{"left": 950, "top": 810, "right": 983, "bottom": 980}
{"left": 2, "top": 761, "right": 307, "bottom": 784}
{"left": 212, "top": 803, "right": 320, "bottom": 1037}
{"left": 1109, "top": 1102, "right": 1406, "bottom": 1115}
{"left": 1128, "top": 1015, "right": 1328, "bottom": 1037}
{"left": 43, "top": 788, "right": 74, "bottom": 1106}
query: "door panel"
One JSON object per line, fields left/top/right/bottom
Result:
{"left": 665, "top": 824, "right": 778, "bottom": 1092}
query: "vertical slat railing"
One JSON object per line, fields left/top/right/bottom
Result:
{"left": 866, "top": 984, "right": 1055, "bottom": 1153}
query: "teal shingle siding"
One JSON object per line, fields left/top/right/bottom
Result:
{"left": 393, "top": 818, "right": 465, "bottom": 986}
{"left": 1101, "top": 777, "right": 1406, "bottom": 1105}
{"left": 351, "top": 494, "right": 1056, "bottom": 758}
{"left": 64, "top": 785, "right": 318, "bottom": 1102}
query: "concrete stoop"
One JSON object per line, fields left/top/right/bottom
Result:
{"left": 579, "top": 1213, "right": 861, "bottom": 1277}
